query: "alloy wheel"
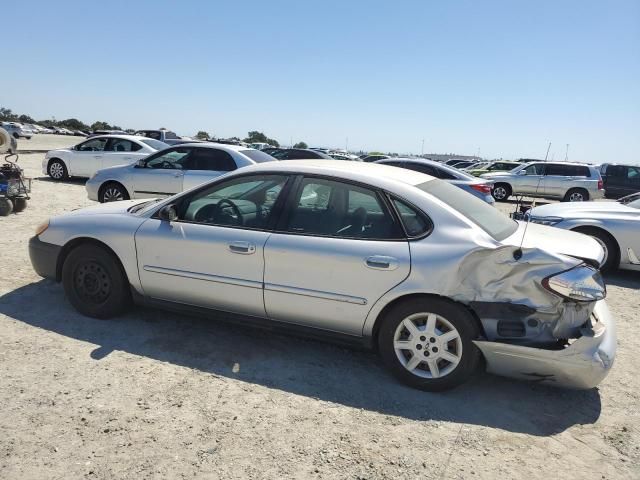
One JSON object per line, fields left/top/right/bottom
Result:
{"left": 393, "top": 312, "right": 463, "bottom": 379}
{"left": 103, "top": 186, "right": 125, "bottom": 202}
{"left": 569, "top": 191, "right": 585, "bottom": 202}
{"left": 493, "top": 186, "right": 507, "bottom": 200}
{"left": 49, "top": 162, "right": 65, "bottom": 179}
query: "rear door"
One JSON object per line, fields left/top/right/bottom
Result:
{"left": 131, "top": 146, "right": 192, "bottom": 198}
{"left": 182, "top": 147, "right": 238, "bottom": 190}
{"left": 263, "top": 176, "right": 411, "bottom": 336}
{"left": 102, "top": 138, "right": 148, "bottom": 169}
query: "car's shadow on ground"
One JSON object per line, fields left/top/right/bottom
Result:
{"left": 604, "top": 269, "right": 640, "bottom": 289}
{"left": 0, "top": 280, "right": 603, "bottom": 436}
{"left": 33, "top": 176, "right": 87, "bottom": 186}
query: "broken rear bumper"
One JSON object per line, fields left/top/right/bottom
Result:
{"left": 473, "top": 300, "right": 616, "bottom": 389}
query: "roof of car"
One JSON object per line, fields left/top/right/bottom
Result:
{"left": 243, "top": 160, "right": 435, "bottom": 190}
{"left": 90, "top": 134, "right": 153, "bottom": 142}
{"left": 171, "top": 142, "right": 252, "bottom": 152}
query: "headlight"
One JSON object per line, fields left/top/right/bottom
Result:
{"left": 35, "top": 219, "right": 49, "bottom": 236}
{"left": 529, "top": 216, "right": 563, "bottom": 226}
{"left": 542, "top": 264, "right": 606, "bottom": 302}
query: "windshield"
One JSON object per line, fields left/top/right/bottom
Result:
{"left": 140, "top": 139, "right": 169, "bottom": 150}
{"left": 627, "top": 199, "right": 640, "bottom": 209}
{"left": 240, "top": 149, "right": 277, "bottom": 163}
{"left": 418, "top": 180, "right": 518, "bottom": 240}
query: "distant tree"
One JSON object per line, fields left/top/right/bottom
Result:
{"left": 244, "top": 130, "right": 279, "bottom": 147}
{"left": 91, "top": 121, "right": 111, "bottom": 131}
{"left": 293, "top": 141, "right": 308, "bottom": 149}
{"left": 58, "top": 118, "right": 89, "bottom": 131}
{"left": 18, "top": 114, "right": 36, "bottom": 124}
{"left": 196, "top": 130, "right": 210, "bottom": 140}
{"left": 125, "top": 129, "right": 136, "bottom": 134}
{"left": 0, "top": 108, "right": 18, "bottom": 121}
{"left": 368, "top": 151, "right": 385, "bottom": 155}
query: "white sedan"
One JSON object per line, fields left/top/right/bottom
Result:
{"left": 42, "top": 135, "right": 168, "bottom": 180}
{"left": 85, "top": 143, "right": 277, "bottom": 202}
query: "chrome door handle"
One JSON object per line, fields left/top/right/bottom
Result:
{"left": 365, "top": 255, "right": 398, "bottom": 270}
{"left": 174, "top": 171, "right": 184, "bottom": 177}
{"left": 229, "top": 241, "right": 256, "bottom": 255}
{"left": 93, "top": 155, "right": 102, "bottom": 158}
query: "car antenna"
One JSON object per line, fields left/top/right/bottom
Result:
{"left": 513, "top": 142, "right": 551, "bottom": 261}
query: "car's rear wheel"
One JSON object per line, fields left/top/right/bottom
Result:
{"left": 378, "top": 297, "right": 481, "bottom": 391}
{"left": 492, "top": 183, "right": 511, "bottom": 201}
{"left": 99, "top": 182, "right": 129, "bottom": 203}
{"left": 62, "top": 244, "right": 131, "bottom": 319}
{"left": 573, "top": 227, "right": 619, "bottom": 272}
{"left": 564, "top": 188, "right": 589, "bottom": 202}
{"left": 48, "top": 159, "right": 68, "bottom": 180}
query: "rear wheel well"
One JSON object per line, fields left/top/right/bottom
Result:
{"left": 56, "top": 238, "right": 128, "bottom": 283}
{"left": 371, "top": 293, "right": 486, "bottom": 349}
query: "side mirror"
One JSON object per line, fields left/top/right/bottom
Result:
{"left": 136, "top": 159, "right": 146, "bottom": 168}
{"left": 519, "top": 170, "right": 527, "bottom": 175}
{"left": 158, "top": 204, "right": 178, "bottom": 222}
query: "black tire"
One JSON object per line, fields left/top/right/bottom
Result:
{"left": 0, "top": 198, "right": 13, "bottom": 216}
{"left": 62, "top": 244, "right": 131, "bottom": 319}
{"left": 12, "top": 132, "right": 19, "bottom": 139}
{"left": 563, "top": 188, "right": 589, "bottom": 202}
{"left": 573, "top": 227, "right": 619, "bottom": 272}
{"left": 491, "top": 183, "right": 511, "bottom": 202}
{"left": 99, "top": 182, "right": 130, "bottom": 203}
{"left": 12, "top": 198, "right": 27, "bottom": 212}
{"left": 48, "top": 159, "right": 68, "bottom": 180}
{"left": 378, "top": 297, "right": 481, "bottom": 392}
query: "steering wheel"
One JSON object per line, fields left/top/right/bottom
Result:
{"left": 159, "top": 160, "right": 175, "bottom": 169}
{"left": 194, "top": 198, "right": 243, "bottom": 225}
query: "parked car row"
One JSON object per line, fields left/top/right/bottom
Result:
{"left": 28, "top": 159, "right": 616, "bottom": 391}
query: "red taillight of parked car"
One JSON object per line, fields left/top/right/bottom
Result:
{"left": 471, "top": 183, "right": 492, "bottom": 195}
{"left": 598, "top": 178, "right": 603, "bottom": 190}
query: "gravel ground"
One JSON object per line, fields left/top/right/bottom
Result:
{"left": 0, "top": 135, "right": 638, "bottom": 479}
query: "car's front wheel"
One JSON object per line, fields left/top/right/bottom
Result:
{"left": 99, "top": 182, "right": 129, "bottom": 203}
{"left": 48, "top": 159, "right": 68, "bottom": 180}
{"left": 378, "top": 297, "right": 481, "bottom": 391}
{"left": 62, "top": 244, "right": 131, "bottom": 319}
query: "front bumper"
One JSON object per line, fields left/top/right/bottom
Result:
{"left": 474, "top": 300, "right": 616, "bottom": 389}
{"left": 28, "top": 236, "right": 61, "bottom": 280}
{"left": 85, "top": 178, "right": 100, "bottom": 201}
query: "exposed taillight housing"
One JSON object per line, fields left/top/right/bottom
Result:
{"left": 471, "top": 183, "right": 492, "bottom": 195}
{"left": 598, "top": 178, "right": 603, "bottom": 190}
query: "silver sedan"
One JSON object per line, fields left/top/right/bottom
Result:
{"left": 85, "top": 143, "right": 276, "bottom": 202}
{"left": 29, "top": 161, "right": 615, "bottom": 391}
{"left": 529, "top": 196, "right": 640, "bottom": 272}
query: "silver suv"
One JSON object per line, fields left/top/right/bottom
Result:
{"left": 481, "top": 162, "right": 604, "bottom": 202}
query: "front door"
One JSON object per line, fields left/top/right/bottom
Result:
{"left": 131, "top": 147, "right": 193, "bottom": 198}
{"left": 515, "top": 163, "right": 546, "bottom": 195}
{"left": 263, "top": 176, "right": 411, "bottom": 336}
{"left": 135, "top": 173, "right": 289, "bottom": 316}
{"left": 71, "top": 137, "right": 108, "bottom": 177}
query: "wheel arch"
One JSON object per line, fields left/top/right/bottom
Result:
{"left": 47, "top": 157, "right": 68, "bottom": 171}
{"left": 368, "top": 292, "right": 487, "bottom": 350}
{"left": 56, "top": 237, "right": 130, "bottom": 284}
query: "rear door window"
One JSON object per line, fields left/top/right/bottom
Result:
{"left": 189, "top": 148, "right": 237, "bottom": 171}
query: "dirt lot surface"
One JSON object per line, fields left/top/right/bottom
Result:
{"left": 1, "top": 136, "right": 639, "bottom": 479}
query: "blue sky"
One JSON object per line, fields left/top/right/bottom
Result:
{"left": 2, "top": 0, "right": 639, "bottom": 163}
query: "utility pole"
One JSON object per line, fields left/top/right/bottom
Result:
{"left": 544, "top": 142, "right": 552, "bottom": 161}
{"left": 421, "top": 139, "right": 425, "bottom": 156}
{"left": 565, "top": 143, "right": 569, "bottom": 162}
{"left": 345, "top": 137, "right": 349, "bottom": 152}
